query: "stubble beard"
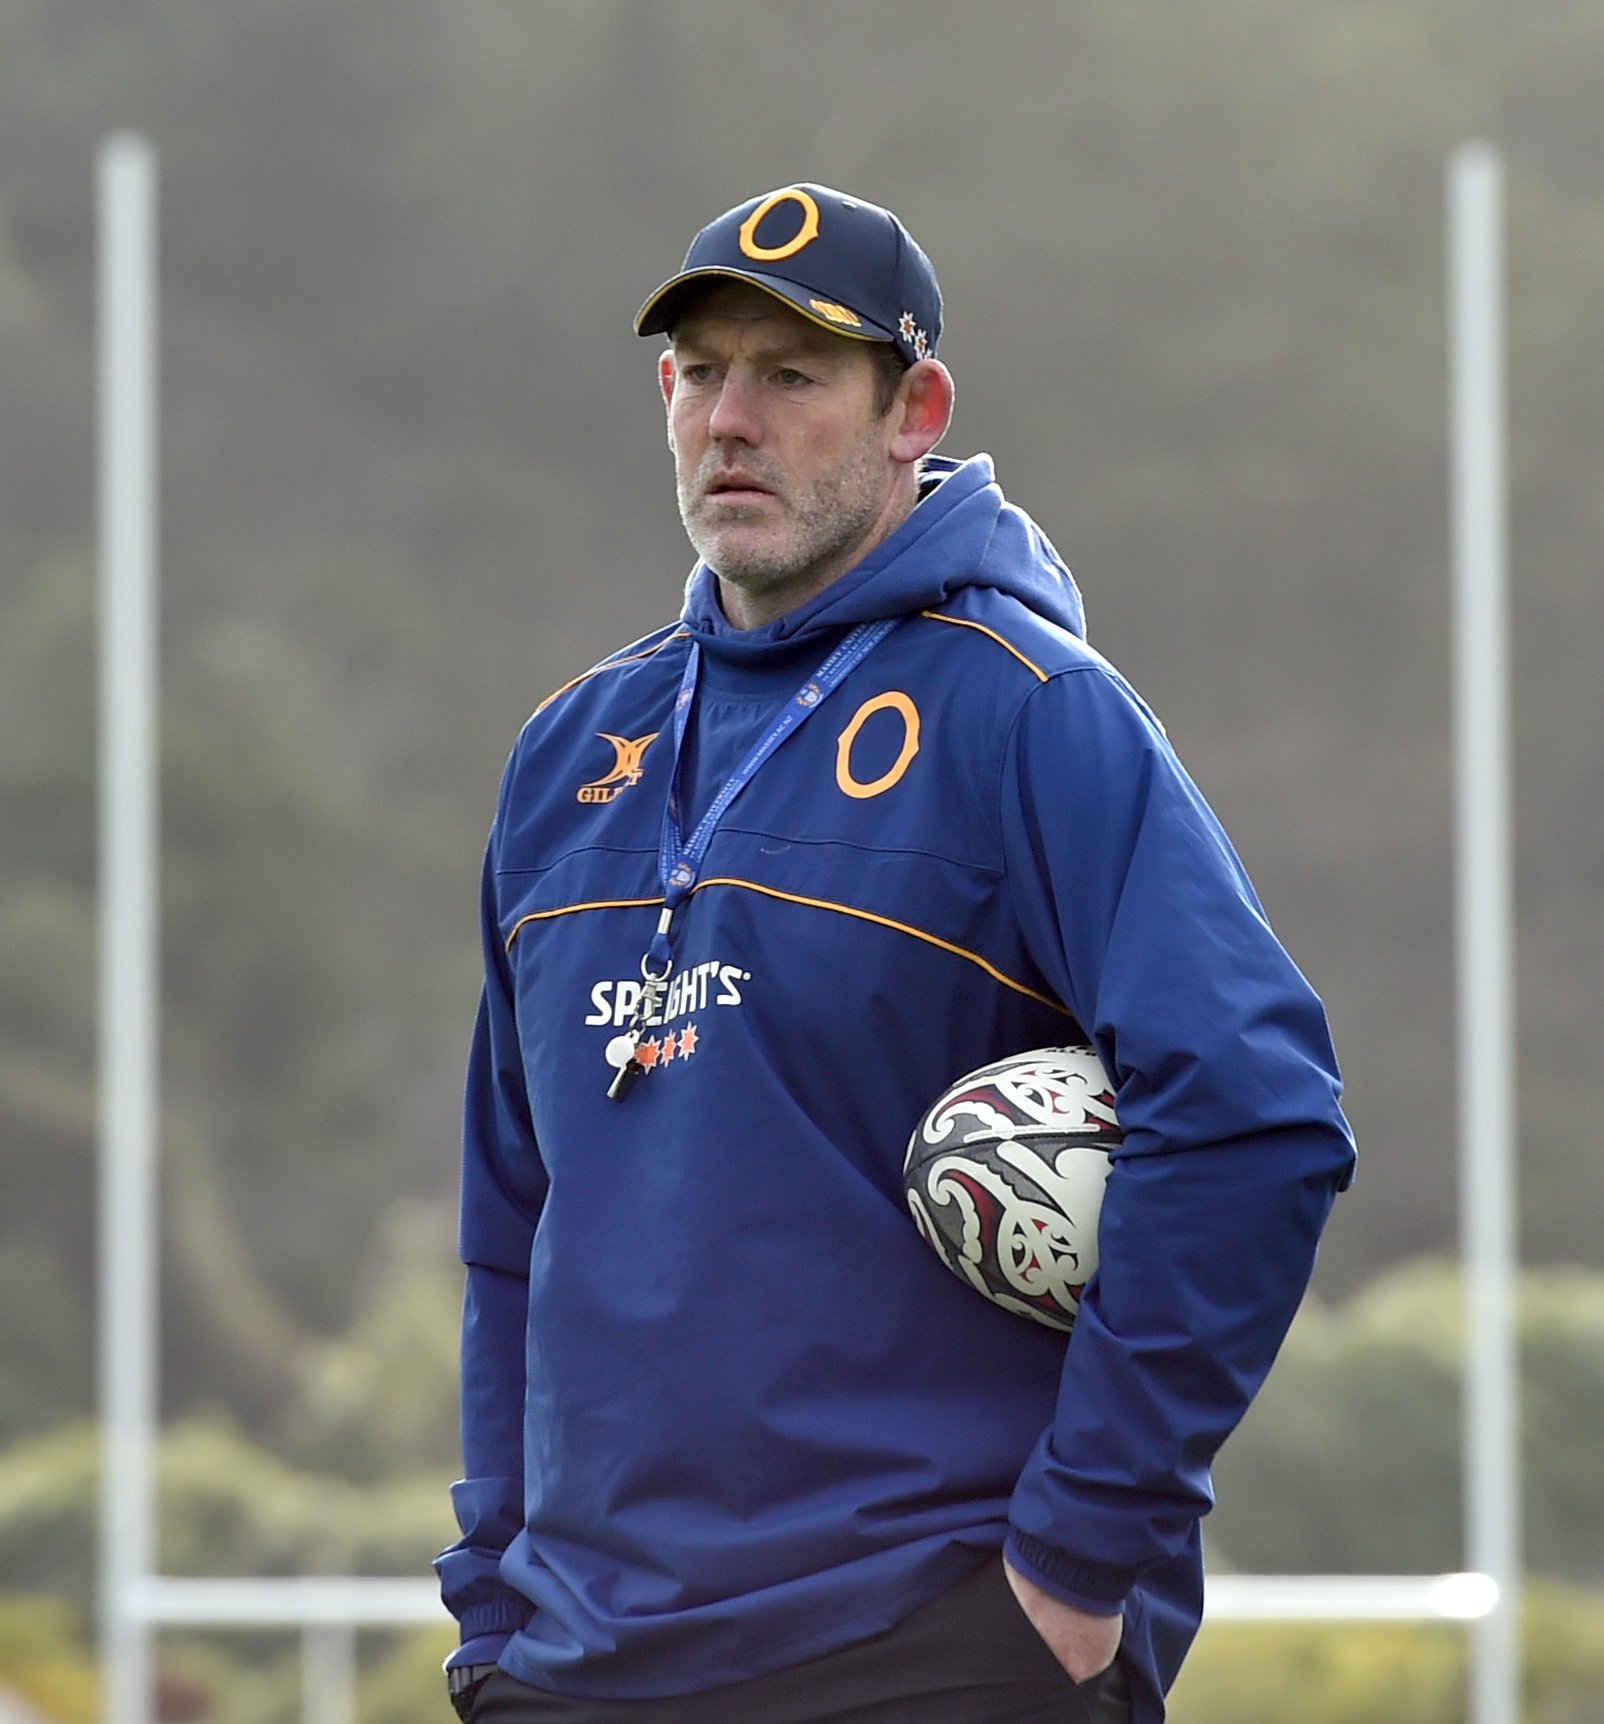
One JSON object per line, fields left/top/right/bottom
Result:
{"left": 676, "top": 433, "right": 893, "bottom": 611}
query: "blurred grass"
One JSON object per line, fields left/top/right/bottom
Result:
{"left": 1168, "top": 1581, "right": 1604, "bottom": 1723}
{"left": 0, "top": 1592, "right": 97, "bottom": 1723}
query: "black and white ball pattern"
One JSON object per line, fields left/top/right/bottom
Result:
{"left": 904, "top": 1045, "right": 1120, "bottom": 1333}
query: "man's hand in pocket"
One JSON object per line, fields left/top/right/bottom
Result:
{"left": 1003, "top": 1560, "right": 1123, "bottom": 1683}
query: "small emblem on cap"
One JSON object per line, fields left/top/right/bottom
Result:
{"left": 809, "top": 299, "right": 862, "bottom": 328}
{"left": 739, "top": 188, "right": 822, "bottom": 262}
{"left": 898, "top": 310, "right": 932, "bottom": 359}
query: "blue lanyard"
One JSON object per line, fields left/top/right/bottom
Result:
{"left": 606, "top": 616, "right": 897, "bottom": 1097}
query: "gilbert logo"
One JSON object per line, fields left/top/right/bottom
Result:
{"left": 577, "top": 732, "right": 659, "bottom": 804}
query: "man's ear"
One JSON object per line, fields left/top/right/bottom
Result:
{"left": 659, "top": 351, "right": 679, "bottom": 451}
{"left": 889, "top": 359, "right": 955, "bottom": 467}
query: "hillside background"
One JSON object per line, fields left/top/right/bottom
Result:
{"left": 1, "top": 2, "right": 1601, "bottom": 1718}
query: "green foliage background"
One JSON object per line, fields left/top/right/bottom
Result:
{"left": 0, "top": 1, "right": 1601, "bottom": 1717}
{"left": 2, "top": 1259, "right": 1602, "bottom": 1718}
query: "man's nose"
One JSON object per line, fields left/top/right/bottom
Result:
{"left": 706, "top": 371, "right": 763, "bottom": 444}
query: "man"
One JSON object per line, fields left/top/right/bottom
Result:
{"left": 436, "top": 184, "right": 1355, "bottom": 1723}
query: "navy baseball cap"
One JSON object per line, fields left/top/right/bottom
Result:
{"left": 635, "top": 184, "right": 942, "bottom": 368}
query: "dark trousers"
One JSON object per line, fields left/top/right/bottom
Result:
{"left": 471, "top": 1558, "right": 1131, "bottom": 1724}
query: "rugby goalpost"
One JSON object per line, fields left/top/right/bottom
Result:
{"left": 95, "top": 134, "right": 1519, "bottom": 1724}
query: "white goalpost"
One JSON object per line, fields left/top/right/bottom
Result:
{"left": 1448, "top": 140, "right": 1523, "bottom": 1724}
{"left": 93, "top": 130, "right": 451, "bottom": 1724}
{"left": 97, "top": 129, "right": 162, "bottom": 1724}
{"left": 93, "top": 137, "right": 1520, "bottom": 1724}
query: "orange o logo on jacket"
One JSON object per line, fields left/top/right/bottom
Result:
{"left": 835, "top": 693, "right": 921, "bottom": 799}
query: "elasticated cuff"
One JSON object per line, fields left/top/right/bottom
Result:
{"left": 458, "top": 1589, "right": 534, "bottom": 1640}
{"left": 1005, "top": 1529, "right": 1133, "bottom": 1614}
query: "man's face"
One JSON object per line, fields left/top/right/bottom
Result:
{"left": 661, "top": 284, "right": 907, "bottom": 626}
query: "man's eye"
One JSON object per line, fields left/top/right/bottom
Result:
{"left": 682, "top": 363, "right": 716, "bottom": 385}
{"left": 774, "top": 368, "right": 812, "bottom": 387}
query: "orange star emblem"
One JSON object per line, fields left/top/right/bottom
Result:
{"left": 659, "top": 1031, "right": 678, "bottom": 1062}
{"left": 636, "top": 1038, "right": 660, "bottom": 1070}
{"left": 677, "top": 1023, "right": 699, "bottom": 1057}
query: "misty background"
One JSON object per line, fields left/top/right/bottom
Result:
{"left": 1, "top": 4, "right": 1601, "bottom": 1720}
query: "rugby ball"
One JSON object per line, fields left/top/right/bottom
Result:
{"left": 904, "top": 1045, "right": 1120, "bottom": 1333}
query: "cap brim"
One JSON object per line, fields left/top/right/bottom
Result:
{"left": 634, "top": 267, "right": 895, "bottom": 345}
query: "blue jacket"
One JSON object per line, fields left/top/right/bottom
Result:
{"left": 436, "top": 453, "right": 1354, "bottom": 1719}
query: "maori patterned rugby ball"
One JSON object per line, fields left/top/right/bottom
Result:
{"left": 904, "top": 1045, "right": 1120, "bottom": 1333}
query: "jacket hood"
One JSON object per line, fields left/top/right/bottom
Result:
{"left": 679, "top": 453, "right": 1085, "bottom": 659}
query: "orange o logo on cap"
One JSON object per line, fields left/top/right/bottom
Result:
{"left": 739, "top": 189, "right": 822, "bottom": 262}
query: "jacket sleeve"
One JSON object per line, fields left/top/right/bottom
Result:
{"left": 998, "top": 665, "right": 1355, "bottom": 1613}
{"left": 433, "top": 824, "right": 548, "bottom": 1657}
